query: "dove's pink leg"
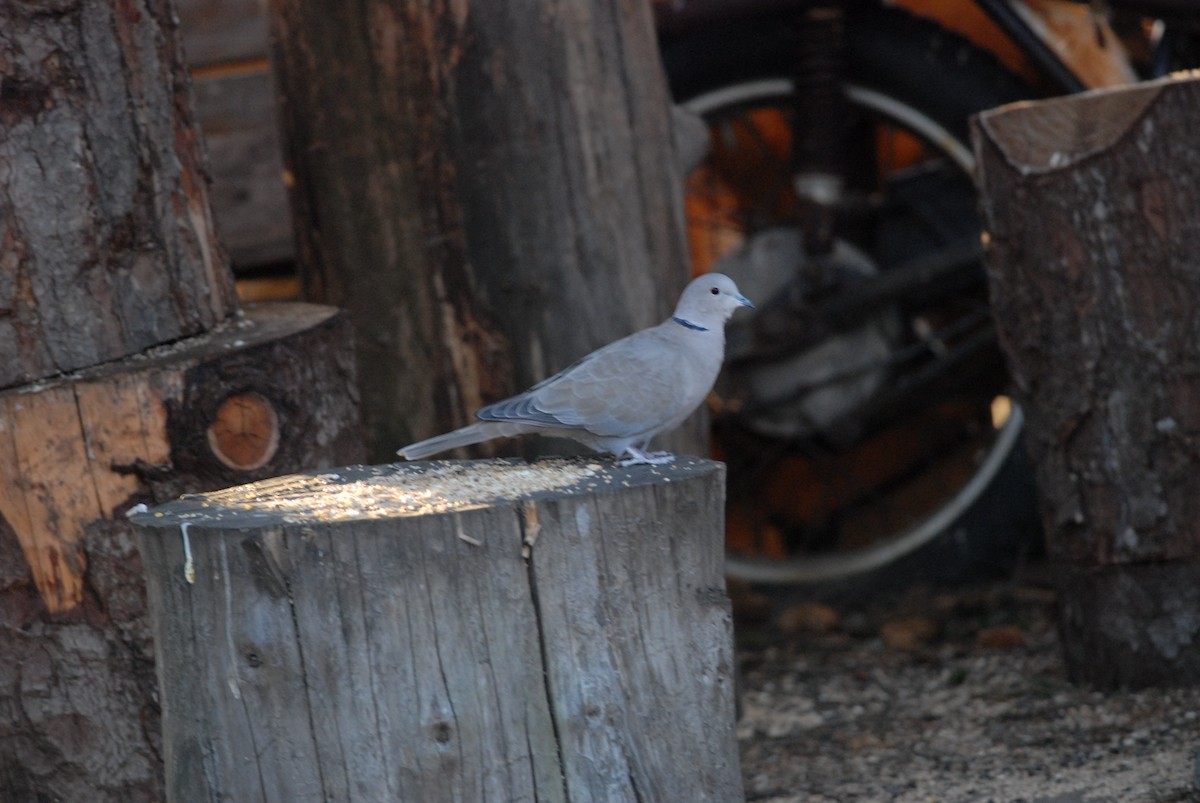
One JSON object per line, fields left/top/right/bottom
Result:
{"left": 618, "top": 446, "right": 676, "bottom": 467}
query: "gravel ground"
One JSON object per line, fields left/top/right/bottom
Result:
{"left": 733, "top": 578, "right": 1200, "bottom": 802}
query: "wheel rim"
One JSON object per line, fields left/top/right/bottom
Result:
{"left": 684, "top": 79, "right": 1023, "bottom": 585}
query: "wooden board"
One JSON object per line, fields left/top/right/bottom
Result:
{"left": 192, "top": 66, "right": 294, "bottom": 268}
{"left": 174, "top": 0, "right": 295, "bottom": 269}
{"left": 177, "top": 0, "right": 269, "bottom": 67}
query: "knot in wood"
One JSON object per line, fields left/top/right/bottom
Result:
{"left": 430, "top": 720, "right": 454, "bottom": 744}
{"left": 206, "top": 392, "right": 280, "bottom": 471}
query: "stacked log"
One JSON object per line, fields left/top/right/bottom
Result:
{"left": 974, "top": 75, "right": 1200, "bottom": 688}
{"left": 0, "top": 4, "right": 362, "bottom": 799}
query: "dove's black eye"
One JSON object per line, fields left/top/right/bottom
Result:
{"left": 710, "top": 287, "right": 719, "bottom": 295}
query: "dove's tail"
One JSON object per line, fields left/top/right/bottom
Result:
{"left": 398, "top": 422, "right": 514, "bottom": 460}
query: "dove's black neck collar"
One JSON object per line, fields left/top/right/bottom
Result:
{"left": 673, "top": 316, "right": 709, "bottom": 332}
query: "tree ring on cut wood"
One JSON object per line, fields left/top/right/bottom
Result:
{"left": 206, "top": 392, "right": 280, "bottom": 470}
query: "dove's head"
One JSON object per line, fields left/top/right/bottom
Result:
{"left": 675, "top": 273, "right": 755, "bottom": 326}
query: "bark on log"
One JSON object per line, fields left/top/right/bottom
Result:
{"left": 0, "top": 302, "right": 361, "bottom": 613}
{"left": 1, "top": 3, "right": 369, "bottom": 799}
{"left": 0, "top": 303, "right": 365, "bottom": 800}
{"left": 0, "top": 0, "right": 238, "bottom": 389}
{"left": 973, "top": 74, "right": 1200, "bottom": 688}
{"left": 267, "top": 0, "right": 697, "bottom": 461}
{"left": 133, "top": 457, "right": 743, "bottom": 802}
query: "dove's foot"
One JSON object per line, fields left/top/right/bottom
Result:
{"left": 618, "top": 448, "right": 676, "bottom": 467}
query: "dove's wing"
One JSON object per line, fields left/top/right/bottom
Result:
{"left": 477, "top": 327, "right": 688, "bottom": 439}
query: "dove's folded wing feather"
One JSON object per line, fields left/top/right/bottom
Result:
{"left": 476, "top": 329, "right": 679, "bottom": 439}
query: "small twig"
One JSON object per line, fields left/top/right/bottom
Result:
{"left": 455, "top": 516, "right": 482, "bottom": 546}
{"left": 180, "top": 522, "right": 195, "bottom": 584}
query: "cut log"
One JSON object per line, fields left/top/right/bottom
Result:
{"left": 133, "top": 457, "right": 743, "bottom": 802}
{"left": 973, "top": 74, "right": 1200, "bottom": 688}
{"left": 0, "top": 302, "right": 364, "bottom": 800}
{"left": 0, "top": 1, "right": 238, "bottom": 389}
{"left": 267, "top": 0, "right": 698, "bottom": 460}
{"left": 1, "top": 4, "right": 363, "bottom": 800}
{"left": 0, "top": 302, "right": 361, "bottom": 613}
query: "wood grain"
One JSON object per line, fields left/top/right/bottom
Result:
{"left": 0, "top": 303, "right": 360, "bottom": 613}
{"left": 191, "top": 65, "right": 295, "bottom": 268}
{"left": 134, "top": 458, "right": 742, "bottom": 802}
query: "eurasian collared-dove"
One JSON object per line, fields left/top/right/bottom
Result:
{"left": 398, "top": 273, "right": 754, "bottom": 465}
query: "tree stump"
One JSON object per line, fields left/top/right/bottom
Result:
{"left": 132, "top": 458, "right": 743, "bottom": 802}
{"left": 973, "top": 74, "right": 1200, "bottom": 688}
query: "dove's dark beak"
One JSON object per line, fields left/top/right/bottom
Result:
{"left": 737, "top": 294, "right": 754, "bottom": 309}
